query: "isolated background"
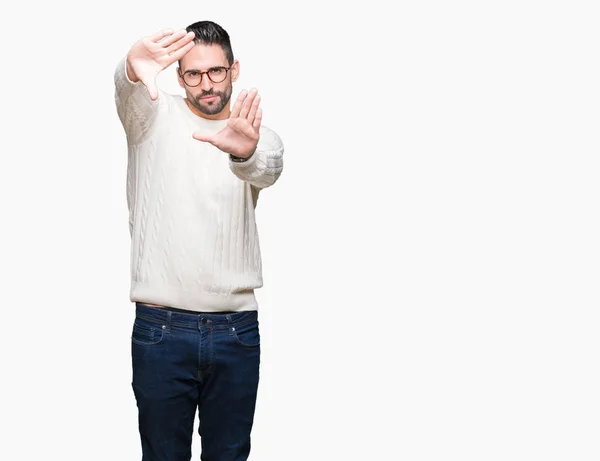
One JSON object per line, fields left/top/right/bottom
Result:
{"left": 1, "top": 0, "right": 599, "bottom": 459}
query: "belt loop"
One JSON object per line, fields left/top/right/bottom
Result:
{"left": 226, "top": 313, "right": 232, "bottom": 324}
{"left": 164, "top": 310, "right": 172, "bottom": 333}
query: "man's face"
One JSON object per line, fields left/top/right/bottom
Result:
{"left": 177, "top": 43, "right": 239, "bottom": 119}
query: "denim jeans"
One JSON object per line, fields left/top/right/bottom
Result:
{"left": 131, "top": 302, "right": 261, "bottom": 461}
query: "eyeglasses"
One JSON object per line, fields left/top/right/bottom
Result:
{"left": 178, "top": 67, "right": 231, "bottom": 87}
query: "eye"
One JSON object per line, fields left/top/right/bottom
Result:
{"left": 209, "top": 68, "right": 225, "bottom": 76}
{"left": 187, "top": 71, "right": 200, "bottom": 77}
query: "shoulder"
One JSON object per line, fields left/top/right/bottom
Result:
{"left": 162, "top": 92, "right": 184, "bottom": 111}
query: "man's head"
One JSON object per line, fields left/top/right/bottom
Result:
{"left": 177, "top": 21, "right": 239, "bottom": 120}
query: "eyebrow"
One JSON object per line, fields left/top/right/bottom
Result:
{"left": 183, "top": 66, "right": 227, "bottom": 73}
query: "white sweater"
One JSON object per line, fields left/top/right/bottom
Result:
{"left": 114, "top": 58, "right": 284, "bottom": 312}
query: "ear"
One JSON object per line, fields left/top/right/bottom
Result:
{"left": 176, "top": 67, "right": 185, "bottom": 89}
{"left": 230, "top": 59, "right": 240, "bottom": 83}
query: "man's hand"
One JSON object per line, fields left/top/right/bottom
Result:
{"left": 192, "top": 89, "right": 263, "bottom": 158}
{"left": 127, "top": 28, "right": 196, "bottom": 100}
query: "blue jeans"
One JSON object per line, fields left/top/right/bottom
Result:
{"left": 131, "top": 303, "right": 261, "bottom": 461}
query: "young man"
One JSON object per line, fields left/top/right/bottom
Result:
{"left": 114, "top": 20, "right": 284, "bottom": 461}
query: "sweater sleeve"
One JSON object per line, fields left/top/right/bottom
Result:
{"left": 114, "top": 57, "right": 164, "bottom": 144}
{"left": 229, "top": 125, "right": 284, "bottom": 190}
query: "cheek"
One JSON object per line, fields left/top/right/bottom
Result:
{"left": 220, "top": 81, "right": 233, "bottom": 96}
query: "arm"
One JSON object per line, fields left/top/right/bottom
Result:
{"left": 114, "top": 57, "right": 162, "bottom": 144}
{"left": 192, "top": 88, "right": 284, "bottom": 189}
{"left": 114, "top": 28, "right": 195, "bottom": 143}
{"left": 229, "top": 126, "right": 284, "bottom": 189}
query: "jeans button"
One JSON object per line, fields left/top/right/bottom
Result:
{"left": 201, "top": 318, "right": 207, "bottom": 325}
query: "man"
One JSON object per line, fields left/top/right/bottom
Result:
{"left": 113, "top": 20, "right": 284, "bottom": 461}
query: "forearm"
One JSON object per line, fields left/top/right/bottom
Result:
{"left": 229, "top": 127, "right": 284, "bottom": 189}
{"left": 114, "top": 57, "right": 162, "bottom": 143}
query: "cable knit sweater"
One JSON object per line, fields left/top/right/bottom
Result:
{"left": 114, "top": 58, "right": 284, "bottom": 312}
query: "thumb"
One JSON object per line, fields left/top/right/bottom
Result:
{"left": 143, "top": 78, "right": 159, "bottom": 101}
{"left": 192, "top": 131, "right": 214, "bottom": 143}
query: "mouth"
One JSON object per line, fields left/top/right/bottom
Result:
{"left": 199, "top": 95, "right": 218, "bottom": 102}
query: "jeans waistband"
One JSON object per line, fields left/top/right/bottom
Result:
{"left": 135, "top": 302, "right": 257, "bottom": 329}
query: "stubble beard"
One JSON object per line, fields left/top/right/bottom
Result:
{"left": 189, "top": 84, "right": 232, "bottom": 116}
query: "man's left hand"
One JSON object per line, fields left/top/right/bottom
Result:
{"left": 193, "top": 88, "right": 262, "bottom": 158}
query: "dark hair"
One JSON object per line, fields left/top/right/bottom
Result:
{"left": 185, "top": 20, "right": 234, "bottom": 65}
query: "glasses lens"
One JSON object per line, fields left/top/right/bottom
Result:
{"left": 208, "top": 68, "right": 227, "bottom": 83}
{"left": 183, "top": 71, "right": 202, "bottom": 87}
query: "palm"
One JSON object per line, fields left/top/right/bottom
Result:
{"left": 128, "top": 47, "right": 163, "bottom": 82}
{"left": 193, "top": 89, "right": 263, "bottom": 158}
{"left": 210, "top": 116, "right": 260, "bottom": 157}
{"left": 127, "top": 29, "right": 195, "bottom": 100}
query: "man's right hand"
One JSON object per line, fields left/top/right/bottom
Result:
{"left": 126, "top": 28, "right": 196, "bottom": 100}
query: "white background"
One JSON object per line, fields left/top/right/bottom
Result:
{"left": 1, "top": 0, "right": 599, "bottom": 459}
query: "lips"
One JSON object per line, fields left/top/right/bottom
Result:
{"left": 200, "top": 95, "right": 218, "bottom": 101}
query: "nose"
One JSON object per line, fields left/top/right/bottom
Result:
{"left": 200, "top": 74, "right": 213, "bottom": 91}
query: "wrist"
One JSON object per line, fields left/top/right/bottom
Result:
{"left": 230, "top": 150, "right": 255, "bottom": 163}
{"left": 125, "top": 57, "right": 140, "bottom": 83}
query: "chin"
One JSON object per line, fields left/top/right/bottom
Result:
{"left": 201, "top": 106, "right": 223, "bottom": 116}
{"left": 197, "top": 100, "right": 222, "bottom": 114}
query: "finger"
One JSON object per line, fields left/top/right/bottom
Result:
{"left": 192, "top": 131, "right": 214, "bottom": 143}
{"left": 246, "top": 92, "right": 261, "bottom": 125}
{"left": 253, "top": 108, "right": 262, "bottom": 132}
{"left": 230, "top": 90, "right": 248, "bottom": 119}
{"left": 166, "top": 40, "right": 196, "bottom": 64}
{"left": 158, "top": 29, "right": 187, "bottom": 48}
{"left": 149, "top": 28, "right": 174, "bottom": 43}
{"left": 239, "top": 88, "right": 258, "bottom": 120}
{"left": 142, "top": 77, "right": 159, "bottom": 101}
{"left": 165, "top": 31, "right": 196, "bottom": 54}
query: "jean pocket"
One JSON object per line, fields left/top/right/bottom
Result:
{"left": 131, "top": 321, "right": 164, "bottom": 346}
{"left": 231, "top": 320, "right": 260, "bottom": 348}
